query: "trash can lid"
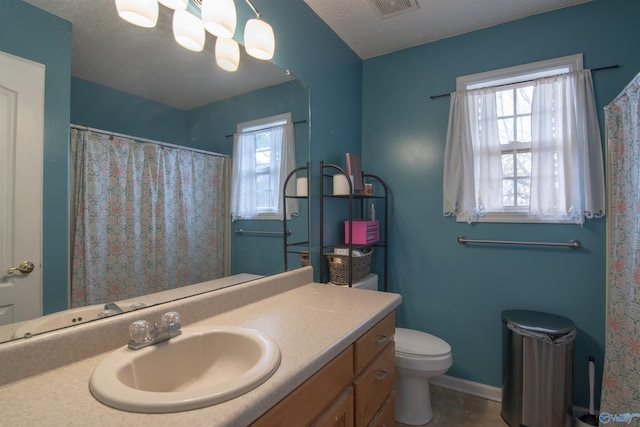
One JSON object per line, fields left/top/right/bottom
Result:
{"left": 502, "top": 309, "right": 575, "bottom": 335}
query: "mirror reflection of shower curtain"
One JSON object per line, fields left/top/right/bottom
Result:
{"left": 601, "top": 71, "right": 640, "bottom": 413}
{"left": 70, "top": 129, "right": 228, "bottom": 308}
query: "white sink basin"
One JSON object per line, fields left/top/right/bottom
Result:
{"left": 89, "top": 326, "right": 281, "bottom": 413}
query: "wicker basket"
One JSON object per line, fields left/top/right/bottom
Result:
{"left": 299, "top": 252, "right": 310, "bottom": 267}
{"left": 326, "top": 247, "right": 373, "bottom": 285}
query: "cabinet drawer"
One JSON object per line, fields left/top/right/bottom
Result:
{"left": 367, "top": 391, "right": 395, "bottom": 427}
{"left": 311, "top": 386, "right": 354, "bottom": 427}
{"left": 252, "top": 346, "right": 354, "bottom": 427}
{"left": 354, "top": 312, "right": 395, "bottom": 373}
{"left": 353, "top": 342, "right": 395, "bottom": 427}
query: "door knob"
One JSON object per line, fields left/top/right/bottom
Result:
{"left": 7, "top": 261, "right": 35, "bottom": 275}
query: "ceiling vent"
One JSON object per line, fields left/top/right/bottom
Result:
{"left": 369, "top": 0, "right": 419, "bottom": 19}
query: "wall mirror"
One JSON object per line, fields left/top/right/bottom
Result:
{"left": 0, "top": 0, "right": 310, "bottom": 343}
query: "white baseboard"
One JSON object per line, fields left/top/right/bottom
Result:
{"left": 430, "top": 375, "right": 595, "bottom": 420}
{"left": 430, "top": 374, "right": 502, "bottom": 402}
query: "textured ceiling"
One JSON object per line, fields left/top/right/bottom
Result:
{"left": 303, "top": 0, "right": 592, "bottom": 59}
{"left": 22, "top": 0, "right": 293, "bottom": 110}
{"left": 21, "top": 0, "right": 592, "bottom": 108}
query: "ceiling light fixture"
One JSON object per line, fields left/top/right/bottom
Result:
{"left": 115, "top": 0, "right": 159, "bottom": 28}
{"left": 215, "top": 37, "right": 240, "bottom": 72}
{"left": 173, "top": 9, "right": 205, "bottom": 51}
{"left": 243, "top": 0, "right": 275, "bottom": 60}
{"left": 202, "top": 0, "right": 237, "bottom": 39}
{"left": 158, "top": 0, "right": 189, "bottom": 10}
{"left": 115, "top": 0, "right": 276, "bottom": 72}
{"left": 244, "top": 17, "right": 275, "bottom": 60}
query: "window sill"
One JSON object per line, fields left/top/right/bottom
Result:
{"left": 456, "top": 212, "right": 575, "bottom": 224}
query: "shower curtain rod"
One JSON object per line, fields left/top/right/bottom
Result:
{"left": 71, "top": 124, "right": 229, "bottom": 158}
{"left": 429, "top": 64, "right": 620, "bottom": 100}
{"left": 225, "top": 119, "right": 308, "bottom": 138}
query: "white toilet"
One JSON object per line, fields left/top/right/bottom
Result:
{"left": 344, "top": 274, "right": 453, "bottom": 425}
{"left": 394, "top": 327, "right": 453, "bottom": 424}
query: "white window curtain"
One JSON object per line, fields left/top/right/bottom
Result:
{"left": 443, "top": 69, "right": 605, "bottom": 224}
{"left": 231, "top": 122, "right": 296, "bottom": 220}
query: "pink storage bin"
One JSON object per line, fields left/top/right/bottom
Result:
{"left": 344, "top": 220, "right": 379, "bottom": 244}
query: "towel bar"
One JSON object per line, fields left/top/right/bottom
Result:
{"left": 457, "top": 236, "right": 580, "bottom": 249}
{"left": 235, "top": 229, "right": 292, "bottom": 236}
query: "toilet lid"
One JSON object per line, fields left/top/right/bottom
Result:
{"left": 395, "top": 328, "right": 451, "bottom": 357}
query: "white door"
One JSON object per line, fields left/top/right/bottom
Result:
{"left": 0, "top": 51, "right": 45, "bottom": 325}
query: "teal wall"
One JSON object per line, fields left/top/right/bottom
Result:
{"left": 253, "top": 1, "right": 363, "bottom": 277}
{"left": 188, "top": 79, "right": 309, "bottom": 156}
{"left": 0, "top": 0, "right": 71, "bottom": 315}
{"left": 71, "top": 78, "right": 188, "bottom": 146}
{"left": 189, "top": 80, "right": 310, "bottom": 275}
{"left": 362, "top": 0, "right": 640, "bottom": 407}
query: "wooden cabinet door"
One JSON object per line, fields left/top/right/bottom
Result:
{"left": 252, "top": 310, "right": 397, "bottom": 427}
{"left": 311, "top": 387, "right": 354, "bottom": 427}
{"left": 353, "top": 343, "right": 396, "bottom": 427}
{"left": 354, "top": 312, "right": 395, "bottom": 373}
{"left": 251, "top": 347, "right": 354, "bottom": 427}
{"left": 367, "top": 391, "right": 395, "bottom": 427}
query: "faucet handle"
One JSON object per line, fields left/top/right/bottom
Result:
{"left": 129, "top": 302, "right": 147, "bottom": 310}
{"left": 161, "top": 312, "right": 182, "bottom": 334}
{"left": 161, "top": 311, "right": 180, "bottom": 326}
{"left": 129, "top": 320, "right": 152, "bottom": 345}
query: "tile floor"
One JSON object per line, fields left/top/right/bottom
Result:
{"left": 396, "top": 385, "right": 509, "bottom": 427}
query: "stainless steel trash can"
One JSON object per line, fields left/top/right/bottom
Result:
{"left": 501, "top": 309, "right": 576, "bottom": 427}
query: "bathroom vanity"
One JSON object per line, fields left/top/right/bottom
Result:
{"left": 0, "top": 267, "right": 401, "bottom": 426}
{"left": 252, "top": 311, "right": 396, "bottom": 427}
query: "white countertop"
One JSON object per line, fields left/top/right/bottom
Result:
{"left": 0, "top": 270, "right": 401, "bottom": 426}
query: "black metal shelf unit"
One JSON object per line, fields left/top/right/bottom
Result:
{"left": 319, "top": 160, "right": 388, "bottom": 290}
{"left": 283, "top": 162, "right": 310, "bottom": 271}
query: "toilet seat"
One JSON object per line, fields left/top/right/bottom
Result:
{"left": 395, "top": 328, "right": 453, "bottom": 371}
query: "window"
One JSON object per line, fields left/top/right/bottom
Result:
{"left": 443, "top": 54, "right": 605, "bottom": 224}
{"left": 496, "top": 83, "right": 533, "bottom": 209}
{"left": 230, "top": 113, "right": 297, "bottom": 220}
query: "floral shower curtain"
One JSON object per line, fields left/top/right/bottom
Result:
{"left": 70, "top": 128, "right": 227, "bottom": 307}
{"left": 600, "top": 71, "right": 640, "bottom": 418}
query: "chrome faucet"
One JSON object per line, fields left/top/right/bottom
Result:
{"left": 98, "top": 302, "right": 124, "bottom": 318}
{"left": 128, "top": 311, "right": 182, "bottom": 350}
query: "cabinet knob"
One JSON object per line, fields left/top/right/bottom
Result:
{"left": 375, "top": 334, "right": 389, "bottom": 344}
{"left": 374, "top": 369, "right": 388, "bottom": 382}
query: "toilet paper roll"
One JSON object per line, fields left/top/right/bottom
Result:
{"left": 333, "top": 174, "right": 353, "bottom": 195}
{"left": 296, "top": 177, "right": 308, "bottom": 197}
